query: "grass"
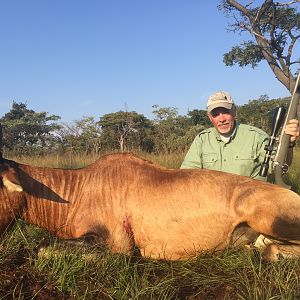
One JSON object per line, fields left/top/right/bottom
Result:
{"left": 2, "top": 221, "right": 300, "bottom": 299}
{"left": 7, "top": 151, "right": 186, "bottom": 170}
{"left": 1, "top": 149, "right": 300, "bottom": 299}
{"left": 2, "top": 222, "right": 300, "bottom": 299}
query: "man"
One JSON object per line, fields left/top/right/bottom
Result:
{"left": 181, "top": 91, "right": 299, "bottom": 181}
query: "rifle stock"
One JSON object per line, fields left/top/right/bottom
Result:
{"left": 273, "top": 73, "right": 300, "bottom": 188}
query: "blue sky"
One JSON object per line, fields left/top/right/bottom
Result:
{"left": 0, "top": 0, "right": 297, "bottom": 122}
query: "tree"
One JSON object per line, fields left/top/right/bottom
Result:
{"left": 98, "top": 111, "right": 153, "bottom": 152}
{"left": 0, "top": 101, "right": 61, "bottom": 155}
{"left": 187, "top": 109, "right": 210, "bottom": 127}
{"left": 236, "top": 94, "right": 290, "bottom": 133}
{"left": 219, "top": 0, "right": 300, "bottom": 93}
{"left": 151, "top": 105, "right": 191, "bottom": 153}
{"left": 58, "top": 116, "right": 102, "bottom": 155}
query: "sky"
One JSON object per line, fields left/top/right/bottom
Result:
{"left": 0, "top": 0, "right": 298, "bottom": 123}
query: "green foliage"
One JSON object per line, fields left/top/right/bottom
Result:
{"left": 0, "top": 101, "right": 61, "bottom": 156}
{"left": 223, "top": 41, "right": 265, "bottom": 68}
{"left": 0, "top": 95, "right": 297, "bottom": 156}
{"left": 187, "top": 109, "right": 210, "bottom": 127}
{"left": 236, "top": 95, "right": 290, "bottom": 134}
{"left": 98, "top": 111, "right": 154, "bottom": 152}
{"left": 58, "top": 116, "right": 102, "bottom": 155}
{"left": 256, "top": 5, "right": 300, "bottom": 42}
{"left": 219, "top": 0, "right": 300, "bottom": 92}
{"left": 223, "top": 4, "right": 300, "bottom": 67}
{"left": 151, "top": 105, "right": 191, "bottom": 154}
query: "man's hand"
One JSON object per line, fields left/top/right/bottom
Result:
{"left": 285, "top": 119, "right": 299, "bottom": 143}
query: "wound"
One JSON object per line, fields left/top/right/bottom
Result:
{"left": 272, "top": 216, "right": 300, "bottom": 241}
{"left": 123, "top": 215, "right": 133, "bottom": 237}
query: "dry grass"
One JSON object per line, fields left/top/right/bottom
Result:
{"left": 8, "top": 151, "right": 186, "bottom": 170}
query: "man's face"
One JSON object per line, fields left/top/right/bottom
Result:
{"left": 208, "top": 107, "right": 236, "bottom": 135}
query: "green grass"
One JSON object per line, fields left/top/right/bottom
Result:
{"left": 2, "top": 221, "right": 300, "bottom": 299}
{"left": 1, "top": 149, "right": 300, "bottom": 299}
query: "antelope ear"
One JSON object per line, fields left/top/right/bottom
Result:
{"left": 2, "top": 168, "right": 23, "bottom": 192}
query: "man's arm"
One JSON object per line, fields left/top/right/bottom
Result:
{"left": 180, "top": 136, "right": 203, "bottom": 169}
{"left": 252, "top": 132, "right": 270, "bottom": 181}
{"left": 284, "top": 119, "right": 299, "bottom": 165}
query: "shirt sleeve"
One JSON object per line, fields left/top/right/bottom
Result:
{"left": 180, "top": 135, "right": 203, "bottom": 169}
{"left": 251, "top": 132, "right": 270, "bottom": 181}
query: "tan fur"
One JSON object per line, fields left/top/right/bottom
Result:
{"left": 3, "top": 176, "right": 23, "bottom": 192}
{"left": 1, "top": 152, "right": 300, "bottom": 261}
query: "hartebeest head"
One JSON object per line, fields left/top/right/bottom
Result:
{"left": 0, "top": 162, "right": 23, "bottom": 193}
{"left": 0, "top": 123, "right": 23, "bottom": 193}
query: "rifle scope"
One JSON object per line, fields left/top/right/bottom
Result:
{"left": 259, "top": 106, "right": 286, "bottom": 177}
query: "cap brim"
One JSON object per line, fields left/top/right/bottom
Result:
{"left": 207, "top": 102, "right": 233, "bottom": 113}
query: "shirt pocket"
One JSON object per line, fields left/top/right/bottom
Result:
{"left": 202, "top": 153, "right": 218, "bottom": 168}
{"left": 233, "top": 152, "right": 256, "bottom": 160}
{"left": 232, "top": 152, "right": 256, "bottom": 176}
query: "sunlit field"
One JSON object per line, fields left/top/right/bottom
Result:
{"left": 0, "top": 149, "right": 299, "bottom": 299}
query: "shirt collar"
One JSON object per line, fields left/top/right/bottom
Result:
{"left": 212, "top": 122, "right": 239, "bottom": 143}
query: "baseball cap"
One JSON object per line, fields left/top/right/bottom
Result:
{"left": 207, "top": 91, "right": 234, "bottom": 113}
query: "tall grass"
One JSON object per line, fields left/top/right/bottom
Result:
{"left": 7, "top": 151, "right": 186, "bottom": 170}
{"left": 0, "top": 148, "right": 299, "bottom": 299}
{"left": 8, "top": 152, "right": 100, "bottom": 169}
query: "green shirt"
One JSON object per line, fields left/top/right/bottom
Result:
{"left": 180, "top": 123, "right": 269, "bottom": 180}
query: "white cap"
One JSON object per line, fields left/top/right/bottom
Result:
{"left": 207, "top": 91, "right": 234, "bottom": 113}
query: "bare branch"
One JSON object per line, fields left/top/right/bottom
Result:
{"left": 290, "top": 60, "right": 300, "bottom": 66}
{"left": 287, "top": 33, "right": 297, "bottom": 62}
{"left": 245, "top": 0, "right": 256, "bottom": 8}
{"left": 222, "top": 0, "right": 300, "bottom": 92}
{"left": 275, "top": 1, "right": 300, "bottom": 6}
{"left": 226, "top": 0, "right": 253, "bottom": 18}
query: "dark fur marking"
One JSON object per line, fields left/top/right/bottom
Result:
{"left": 272, "top": 216, "right": 300, "bottom": 241}
{"left": 18, "top": 168, "right": 69, "bottom": 204}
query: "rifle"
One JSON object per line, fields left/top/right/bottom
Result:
{"left": 259, "top": 72, "right": 300, "bottom": 189}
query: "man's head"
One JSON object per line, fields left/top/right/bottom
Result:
{"left": 207, "top": 91, "right": 236, "bottom": 135}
